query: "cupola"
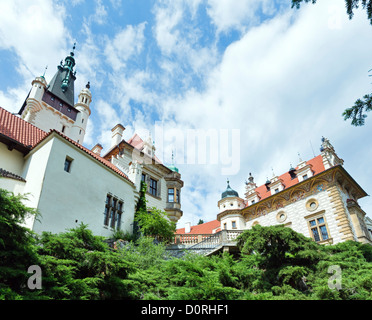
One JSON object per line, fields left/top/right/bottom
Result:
{"left": 221, "top": 179, "right": 239, "bottom": 199}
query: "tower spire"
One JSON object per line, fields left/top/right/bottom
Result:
{"left": 47, "top": 44, "right": 77, "bottom": 107}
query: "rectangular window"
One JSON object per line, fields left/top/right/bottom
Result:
{"left": 168, "top": 188, "right": 175, "bottom": 202}
{"left": 223, "top": 223, "right": 227, "bottom": 230}
{"left": 104, "top": 194, "right": 123, "bottom": 230}
{"left": 64, "top": 157, "right": 72, "bottom": 173}
{"left": 141, "top": 173, "right": 146, "bottom": 182}
{"left": 62, "top": 125, "right": 66, "bottom": 133}
{"left": 149, "top": 178, "right": 158, "bottom": 197}
{"left": 308, "top": 216, "right": 329, "bottom": 242}
{"left": 232, "top": 221, "right": 237, "bottom": 229}
{"left": 176, "top": 189, "right": 180, "bottom": 203}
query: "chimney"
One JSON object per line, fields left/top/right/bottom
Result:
{"left": 111, "top": 124, "right": 125, "bottom": 148}
{"left": 185, "top": 222, "right": 191, "bottom": 234}
{"left": 91, "top": 143, "right": 103, "bottom": 156}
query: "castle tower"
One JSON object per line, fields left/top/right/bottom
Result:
{"left": 217, "top": 180, "right": 245, "bottom": 230}
{"left": 19, "top": 44, "right": 91, "bottom": 145}
{"left": 71, "top": 82, "right": 92, "bottom": 144}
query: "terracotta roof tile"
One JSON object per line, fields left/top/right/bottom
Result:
{"left": 35, "top": 130, "right": 133, "bottom": 184}
{"left": 0, "top": 107, "right": 47, "bottom": 147}
{"left": 176, "top": 220, "right": 221, "bottom": 234}
{"left": 248, "top": 155, "right": 325, "bottom": 205}
{"left": 0, "top": 168, "right": 26, "bottom": 182}
{"left": 0, "top": 108, "right": 132, "bottom": 184}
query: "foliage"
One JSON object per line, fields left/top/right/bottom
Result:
{"left": 0, "top": 189, "right": 39, "bottom": 299}
{"left": 1, "top": 191, "right": 371, "bottom": 301}
{"left": 134, "top": 207, "right": 176, "bottom": 243}
{"left": 342, "top": 94, "right": 372, "bottom": 126}
{"left": 35, "top": 223, "right": 134, "bottom": 300}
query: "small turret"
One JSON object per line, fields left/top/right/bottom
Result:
{"left": 320, "top": 137, "right": 344, "bottom": 169}
{"left": 71, "top": 82, "right": 92, "bottom": 144}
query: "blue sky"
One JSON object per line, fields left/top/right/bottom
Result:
{"left": 1, "top": 0, "right": 372, "bottom": 227}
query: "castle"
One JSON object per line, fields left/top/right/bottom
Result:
{"left": 177, "top": 139, "right": 372, "bottom": 247}
{"left": 0, "top": 47, "right": 183, "bottom": 237}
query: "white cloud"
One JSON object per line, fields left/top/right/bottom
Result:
{"left": 104, "top": 23, "right": 147, "bottom": 71}
{"left": 206, "top": 0, "right": 284, "bottom": 34}
{"left": 0, "top": 0, "right": 70, "bottom": 112}
{"left": 92, "top": 0, "right": 108, "bottom": 25}
{"left": 160, "top": 0, "right": 372, "bottom": 227}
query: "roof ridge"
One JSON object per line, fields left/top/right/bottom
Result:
{"left": 36, "top": 129, "right": 133, "bottom": 184}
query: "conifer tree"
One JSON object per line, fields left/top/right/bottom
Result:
{"left": 0, "top": 189, "right": 39, "bottom": 299}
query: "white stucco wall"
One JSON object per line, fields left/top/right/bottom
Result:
{"left": 0, "top": 142, "right": 25, "bottom": 175}
{"left": 28, "top": 135, "right": 136, "bottom": 237}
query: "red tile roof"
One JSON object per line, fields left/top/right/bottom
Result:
{"left": 127, "top": 133, "right": 163, "bottom": 164}
{"left": 250, "top": 155, "right": 325, "bottom": 204}
{"left": 176, "top": 220, "right": 221, "bottom": 235}
{"left": 35, "top": 130, "right": 133, "bottom": 183}
{"left": 0, "top": 107, "right": 47, "bottom": 148}
{"left": 0, "top": 107, "right": 132, "bottom": 184}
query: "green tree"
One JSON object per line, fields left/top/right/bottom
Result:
{"left": 36, "top": 223, "right": 134, "bottom": 300}
{"left": 342, "top": 93, "right": 372, "bottom": 126}
{"left": 0, "top": 189, "right": 40, "bottom": 299}
{"left": 135, "top": 207, "right": 176, "bottom": 243}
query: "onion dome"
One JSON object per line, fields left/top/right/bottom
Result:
{"left": 221, "top": 179, "right": 239, "bottom": 199}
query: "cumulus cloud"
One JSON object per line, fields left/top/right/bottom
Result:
{"left": 0, "top": 0, "right": 70, "bottom": 112}
{"left": 104, "top": 23, "right": 147, "bottom": 71}
{"left": 158, "top": 0, "right": 372, "bottom": 226}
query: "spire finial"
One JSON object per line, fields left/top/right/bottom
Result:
{"left": 71, "top": 42, "right": 76, "bottom": 56}
{"left": 42, "top": 65, "right": 48, "bottom": 78}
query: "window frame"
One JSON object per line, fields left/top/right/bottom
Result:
{"left": 104, "top": 194, "right": 123, "bottom": 230}
{"left": 64, "top": 157, "right": 73, "bottom": 173}
{"left": 149, "top": 178, "right": 158, "bottom": 197}
{"left": 306, "top": 212, "right": 331, "bottom": 243}
{"left": 168, "top": 188, "right": 175, "bottom": 203}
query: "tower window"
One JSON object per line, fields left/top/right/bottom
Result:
{"left": 168, "top": 188, "right": 175, "bottom": 203}
{"left": 62, "top": 125, "right": 66, "bottom": 133}
{"left": 64, "top": 157, "right": 73, "bottom": 173}
{"left": 232, "top": 221, "right": 237, "bottom": 229}
{"left": 82, "top": 118, "right": 84, "bottom": 123}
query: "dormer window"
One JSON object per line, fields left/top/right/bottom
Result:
{"left": 303, "top": 174, "right": 308, "bottom": 180}
{"left": 275, "top": 188, "right": 279, "bottom": 193}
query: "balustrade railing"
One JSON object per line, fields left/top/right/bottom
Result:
{"left": 172, "top": 230, "right": 243, "bottom": 250}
